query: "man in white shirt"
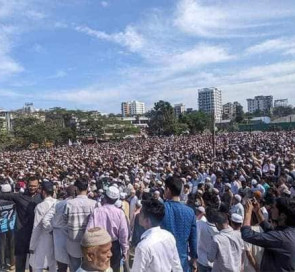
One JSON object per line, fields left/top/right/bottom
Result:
{"left": 131, "top": 199, "right": 183, "bottom": 272}
{"left": 196, "top": 207, "right": 219, "bottom": 272}
{"left": 29, "top": 181, "right": 57, "bottom": 272}
{"left": 208, "top": 212, "right": 244, "bottom": 272}
{"left": 230, "top": 194, "right": 244, "bottom": 219}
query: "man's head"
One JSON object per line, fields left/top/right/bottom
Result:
{"left": 224, "top": 183, "right": 231, "bottom": 192}
{"left": 104, "top": 186, "right": 120, "bottom": 204}
{"left": 66, "top": 185, "right": 76, "bottom": 198}
{"left": 139, "top": 199, "right": 165, "bottom": 229}
{"left": 74, "top": 178, "right": 88, "bottom": 194}
{"left": 271, "top": 197, "right": 295, "bottom": 227}
{"left": 28, "top": 176, "right": 39, "bottom": 196}
{"left": 230, "top": 213, "right": 243, "bottom": 230}
{"left": 183, "top": 184, "right": 190, "bottom": 194}
{"left": 41, "top": 181, "right": 54, "bottom": 199}
{"left": 233, "top": 194, "right": 242, "bottom": 205}
{"left": 81, "top": 228, "right": 112, "bottom": 271}
{"left": 213, "top": 212, "right": 229, "bottom": 231}
{"left": 153, "top": 190, "right": 160, "bottom": 200}
{"left": 164, "top": 176, "right": 182, "bottom": 199}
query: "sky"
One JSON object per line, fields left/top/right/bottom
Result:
{"left": 0, "top": 0, "right": 295, "bottom": 113}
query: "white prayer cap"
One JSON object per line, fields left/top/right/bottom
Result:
{"left": 81, "top": 228, "right": 111, "bottom": 247}
{"left": 234, "top": 194, "right": 242, "bottom": 202}
{"left": 251, "top": 179, "right": 258, "bottom": 185}
{"left": 231, "top": 213, "right": 243, "bottom": 224}
{"left": 106, "top": 186, "right": 120, "bottom": 200}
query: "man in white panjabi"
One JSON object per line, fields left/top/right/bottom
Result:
{"left": 29, "top": 181, "right": 57, "bottom": 272}
{"left": 43, "top": 185, "right": 76, "bottom": 272}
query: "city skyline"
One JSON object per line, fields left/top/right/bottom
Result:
{"left": 1, "top": 0, "right": 295, "bottom": 113}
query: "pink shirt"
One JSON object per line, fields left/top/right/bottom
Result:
{"left": 87, "top": 204, "right": 129, "bottom": 254}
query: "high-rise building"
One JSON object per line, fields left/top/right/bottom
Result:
{"left": 121, "top": 102, "right": 131, "bottom": 117}
{"left": 174, "top": 103, "right": 186, "bottom": 118}
{"left": 247, "top": 96, "right": 273, "bottom": 113}
{"left": 121, "top": 101, "right": 145, "bottom": 116}
{"left": 222, "top": 101, "right": 241, "bottom": 120}
{"left": 274, "top": 99, "right": 288, "bottom": 108}
{"left": 198, "top": 87, "right": 222, "bottom": 121}
{"left": 0, "top": 110, "right": 13, "bottom": 131}
{"left": 23, "top": 102, "right": 35, "bottom": 114}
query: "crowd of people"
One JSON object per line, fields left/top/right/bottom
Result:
{"left": 0, "top": 131, "right": 295, "bottom": 272}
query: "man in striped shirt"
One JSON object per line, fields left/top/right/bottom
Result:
{"left": 64, "top": 178, "right": 97, "bottom": 272}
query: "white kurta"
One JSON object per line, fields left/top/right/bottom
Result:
{"left": 29, "top": 196, "right": 57, "bottom": 272}
{"left": 43, "top": 198, "right": 72, "bottom": 264}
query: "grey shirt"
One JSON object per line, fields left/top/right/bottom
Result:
{"left": 208, "top": 226, "right": 244, "bottom": 272}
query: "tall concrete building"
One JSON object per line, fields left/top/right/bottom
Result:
{"left": 121, "top": 101, "right": 145, "bottom": 116}
{"left": 121, "top": 102, "right": 131, "bottom": 117}
{"left": 223, "top": 101, "right": 241, "bottom": 120}
{"left": 247, "top": 95, "right": 273, "bottom": 113}
{"left": 0, "top": 110, "right": 13, "bottom": 132}
{"left": 198, "top": 87, "right": 222, "bottom": 121}
{"left": 274, "top": 99, "right": 288, "bottom": 108}
{"left": 174, "top": 103, "right": 186, "bottom": 118}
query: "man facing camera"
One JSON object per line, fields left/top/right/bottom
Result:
{"left": 77, "top": 228, "right": 113, "bottom": 272}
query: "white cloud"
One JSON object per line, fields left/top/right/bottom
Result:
{"left": 174, "top": 0, "right": 295, "bottom": 38}
{"left": 0, "top": 32, "right": 24, "bottom": 78}
{"left": 101, "top": 1, "right": 108, "bottom": 8}
{"left": 246, "top": 37, "right": 295, "bottom": 55}
{"left": 75, "top": 25, "right": 145, "bottom": 52}
{"left": 174, "top": 0, "right": 226, "bottom": 37}
{"left": 165, "top": 44, "right": 233, "bottom": 72}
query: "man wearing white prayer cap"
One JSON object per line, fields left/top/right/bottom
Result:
{"left": 230, "top": 213, "right": 243, "bottom": 230}
{"left": 77, "top": 227, "right": 113, "bottom": 272}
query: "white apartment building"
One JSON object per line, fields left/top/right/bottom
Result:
{"left": 198, "top": 87, "right": 222, "bottom": 121}
{"left": 121, "top": 101, "right": 145, "bottom": 116}
{"left": 174, "top": 103, "right": 186, "bottom": 118}
{"left": 0, "top": 110, "right": 13, "bottom": 132}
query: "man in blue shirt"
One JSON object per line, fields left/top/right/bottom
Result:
{"left": 161, "top": 176, "right": 197, "bottom": 272}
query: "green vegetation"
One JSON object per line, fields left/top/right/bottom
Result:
{"left": 148, "top": 100, "right": 211, "bottom": 136}
{"left": 0, "top": 108, "right": 140, "bottom": 150}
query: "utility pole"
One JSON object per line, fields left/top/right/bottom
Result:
{"left": 212, "top": 109, "right": 216, "bottom": 159}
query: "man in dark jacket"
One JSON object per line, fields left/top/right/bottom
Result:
{"left": 242, "top": 197, "right": 295, "bottom": 272}
{"left": 0, "top": 176, "right": 42, "bottom": 272}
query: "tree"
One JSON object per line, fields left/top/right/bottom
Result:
{"left": 273, "top": 106, "right": 294, "bottom": 118}
{"left": 179, "top": 111, "right": 211, "bottom": 134}
{"left": 235, "top": 105, "right": 244, "bottom": 123}
{"left": 148, "top": 100, "right": 179, "bottom": 136}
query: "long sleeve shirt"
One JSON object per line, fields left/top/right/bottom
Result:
{"left": 87, "top": 203, "right": 129, "bottom": 255}
{"left": 0, "top": 192, "right": 42, "bottom": 254}
{"left": 161, "top": 200, "right": 197, "bottom": 272}
{"left": 208, "top": 227, "right": 244, "bottom": 272}
{"left": 64, "top": 195, "right": 97, "bottom": 258}
{"left": 131, "top": 226, "right": 183, "bottom": 272}
{"left": 241, "top": 222, "right": 295, "bottom": 272}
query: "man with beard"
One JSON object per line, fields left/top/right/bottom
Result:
{"left": 0, "top": 176, "right": 42, "bottom": 272}
{"left": 77, "top": 228, "right": 113, "bottom": 272}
